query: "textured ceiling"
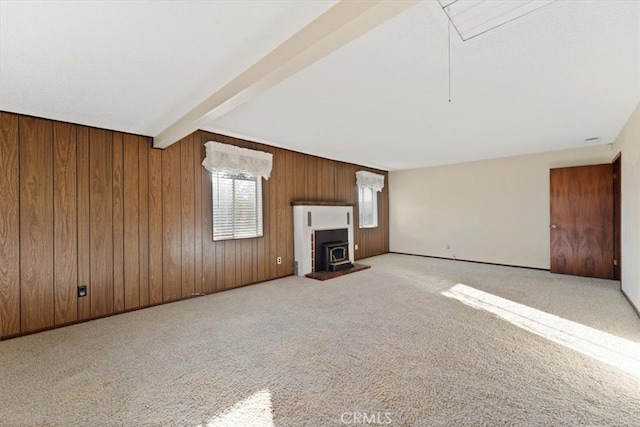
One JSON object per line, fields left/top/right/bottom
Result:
{"left": 0, "top": 0, "right": 338, "bottom": 135}
{"left": 1, "top": 0, "right": 638, "bottom": 171}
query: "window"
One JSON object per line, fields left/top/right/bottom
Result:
{"left": 358, "top": 186, "right": 378, "bottom": 228}
{"left": 356, "top": 170, "right": 384, "bottom": 229}
{"left": 202, "top": 141, "right": 272, "bottom": 241}
{"left": 212, "top": 171, "right": 263, "bottom": 240}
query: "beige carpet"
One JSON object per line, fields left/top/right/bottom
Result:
{"left": 1, "top": 254, "right": 639, "bottom": 426}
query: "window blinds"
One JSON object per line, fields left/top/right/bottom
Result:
{"left": 212, "top": 171, "right": 263, "bottom": 240}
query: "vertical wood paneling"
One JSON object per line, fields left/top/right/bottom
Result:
{"left": 76, "top": 126, "right": 91, "bottom": 320}
{"left": 162, "top": 143, "right": 182, "bottom": 302}
{"left": 3, "top": 118, "right": 389, "bottom": 339}
{"left": 112, "top": 133, "right": 125, "bottom": 312}
{"left": 306, "top": 156, "right": 318, "bottom": 203}
{"left": 252, "top": 236, "right": 259, "bottom": 284}
{"left": 271, "top": 148, "right": 283, "bottom": 277}
{"left": 138, "top": 137, "right": 150, "bottom": 306}
{"left": 256, "top": 165, "right": 269, "bottom": 283}
{"left": 148, "top": 148, "right": 163, "bottom": 303}
{"left": 194, "top": 136, "right": 203, "bottom": 294}
{"left": 19, "top": 116, "right": 54, "bottom": 332}
{"left": 318, "top": 158, "right": 335, "bottom": 202}
{"left": 333, "top": 163, "right": 346, "bottom": 203}
{"left": 181, "top": 135, "right": 195, "bottom": 297}
{"left": 53, "top": 122, "right": 78, "bottom": 325}
{"left": 235, "top": 240, "right": 243, "bottom": 287}
{"left": 381, "top": 174, "right": 389, "bottom": 254}
{"left": 355, "top": 186, "right": 364, "bottom": 255}
{"left": 355, "top": 166, "right": 366, "bottom": 257}
{"left": 239, "top": 239, "right": 254, "bottom": 286}
{"left": 0, "top": 112, "right": 21, "bottom": 336}
{"left": 215, "top": 241, "right": 225, "bottom": 292}
{"left": 282, "top": 149, "right": 294, "bottom": 274}
{"left": 341, "top": 163, "right": 356, "bottom": 203}
{"left": 123, "top": 134, "right": 140, "bottom": 309}
{"left": 89, "top": 128, "right": 113, "bottom": 317}
{"left": 293, "top": 150, "right": 308, "bottom": 201}
{"left": 224, "top": 240, "right": 236, "bottom": 290}
{"left": 201, "top": 147, "right": 216, "bottom": 294}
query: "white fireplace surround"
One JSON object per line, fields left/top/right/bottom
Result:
{"left": 293, "top": 205, "right": 354, "bottom": 276}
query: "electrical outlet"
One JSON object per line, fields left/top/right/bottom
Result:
{"left": 354, "top": 244, "right": 358, "bottom": 250}
{"left": 277, "top": 256, "right": 282, "bottom": 265}
{"left": 77, "top": 285, "right": 87, "bottom": 298}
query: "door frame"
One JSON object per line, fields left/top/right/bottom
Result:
{"left": 613, "top": 153, "right": 622, "bottom": 282}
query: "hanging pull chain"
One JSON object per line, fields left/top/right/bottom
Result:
{"left": 447, "top": 6, "right": 451, "bottom": 103}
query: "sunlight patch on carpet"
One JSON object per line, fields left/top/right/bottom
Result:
{"left": 200, "top": 389, "right": 274, "bottom": 427}
{"left": 442, "top": 284, "right": 640, "bottom": 379}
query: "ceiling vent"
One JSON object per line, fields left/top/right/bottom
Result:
{"left": 583, "top": 137, "right": 601, "bottom": 144}
{"left": 438, "top": 0, "right": 558, "bottom": 41}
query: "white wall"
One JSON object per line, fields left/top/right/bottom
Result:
{"left": 390, "top": 145, "right": 617, "bottom": 269}
{"left": 613, "top": 103, "right": 640, "bottom": 312}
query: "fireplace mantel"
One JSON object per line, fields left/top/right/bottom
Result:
{"left": 292, "top": 204, "right": 354, "bottom": 276}
{"left": 291, "top": 201, "right": 353, "bottom": 206}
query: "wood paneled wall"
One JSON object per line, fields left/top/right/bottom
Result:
{"left": 0, "top": 112, "right": 389, "bottom": 339}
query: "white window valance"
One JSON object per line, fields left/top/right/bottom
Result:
{"left": 202, "top": 141, "right": 273, "bottom": 180}
{"left": 356, "top": 170, "right": 385, "bottom": 192}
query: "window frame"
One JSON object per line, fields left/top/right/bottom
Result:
{"left": 358, "top": 185, "right": 379, "bottom": 229}
{"left": 211, "top": 170, "right": 264, "bottom": 241}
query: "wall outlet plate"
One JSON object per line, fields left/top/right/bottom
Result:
{"left": 77, "top": 285, "right": 87, "bottom": 298}
{"left": 277, "top": 257, "right": 282, "bottom": 265}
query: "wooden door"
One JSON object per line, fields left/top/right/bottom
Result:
{"left": 550, "top": 164, "right": 614, "bottom": 279}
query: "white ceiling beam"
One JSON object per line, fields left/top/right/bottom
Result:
{"left": 153, "top": 0, "right": 420, "bottom": 149}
